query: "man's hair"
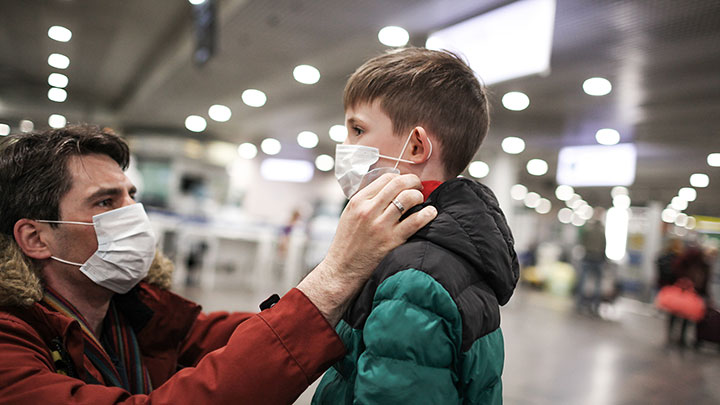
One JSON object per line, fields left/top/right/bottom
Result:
{"left": 0, "top": 124, "right": 129, "bottom": 236}
{"left": 344, "top": 47, "right": 490, "bottom": 177}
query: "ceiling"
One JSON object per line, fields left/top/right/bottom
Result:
{"left": 1, "top": 0, "right": 720, "bottom": 216}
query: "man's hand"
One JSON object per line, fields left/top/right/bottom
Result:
{"left": 297, "top": 173, "right": 437, "bottom": 325}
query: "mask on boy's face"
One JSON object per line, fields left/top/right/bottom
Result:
{"left": 334, "top": 130, "right": 432, "bottom": 199}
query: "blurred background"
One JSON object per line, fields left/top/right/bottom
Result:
{"left": 1, "top": 0, "right": 720, "bottom": 403}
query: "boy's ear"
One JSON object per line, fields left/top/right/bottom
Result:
{"left": 13, "top": 219, "right": 53, "bottom": 260}
{"left": 409, "top": 127, "right": 433, "bottom": 164}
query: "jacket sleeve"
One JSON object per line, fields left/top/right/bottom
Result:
{"left": 0, "top": 288, "right": 345, "bottom": 405}
{"left": 353, "top": 269, "right": 463, "bottom": 405}
{"left": 178, "top": 310, "right": 254, "bottom": 367}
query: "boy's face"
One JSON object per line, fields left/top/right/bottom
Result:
{"left": 344, "top": 100, "right": 410, "bottom": 171}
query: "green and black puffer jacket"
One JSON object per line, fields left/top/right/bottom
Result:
{"left": 313, "top": 177, "right": 519, "bottom": 405}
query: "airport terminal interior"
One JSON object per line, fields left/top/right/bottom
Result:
{"left": 1, "top": 0, "right": 720, "bottom": 403}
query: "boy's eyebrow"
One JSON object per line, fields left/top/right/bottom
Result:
{"left": 346, "top": 117, "right": 365, "bottom": 126}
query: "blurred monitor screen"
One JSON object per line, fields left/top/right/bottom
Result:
{"left": 261, "top": 158, "right": 314, "bottom": 183}
{"left": 426, "top": 0, "right": 556, "bottom": 84}
{"left": 556, "top": 143, "right": 637, "bottom": 187}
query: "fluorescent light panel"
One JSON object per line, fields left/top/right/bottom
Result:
{"left": 426, "top": 0, "right": 556, "bottom": 85}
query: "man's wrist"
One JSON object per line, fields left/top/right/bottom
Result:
{"left": 296, "top": 259, "right": 360, "bottom": 326}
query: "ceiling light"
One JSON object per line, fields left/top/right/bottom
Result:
{"left": 315, "top": 154, "right": 334, "bottom": 172}
{"left": 510, "top": 184, "right": 528, "bottom": 201}
{"left": 671, "top": 196, "right": 688, "bottom": 211}
{"left": 0, "top": 123, "right": 10, "bottom": 136}
{"left": 237, "top": 143, "right": 258, "bottom": 159}
{"left": 674, "top": 213, "right": 689, "bottom": 227}
{"left": 188, "top": 0, "right": 207, "bottom": 4}
{"left": 566, "top": 193, "right": 581, "bottom": 208}
{"left": 570, "top": 199, "right": 586, "bottom": 210}
{"left": 571, "top": 214, "right": 586, "bottom": 227}
{"left": 261, "top": 138, "right": 281, "bottom": 155}
{"left": 48, "top": 114, "right": 66, "bottom": 129}
{"left": 48, "top": 87, "right": 67, "bottom": 102}
{"left": 555, "top": 185, "right": 574, "bottom": 201}
{"left": 297, "top": 131, "right": 319, "bottom": 149}
{"left": 329, "top": 125, "right": 347, "bottom": 142}
{"left": 524, "top": 192, "right": 540, "bottom": 208}
{"left": 502, "top": 92, "right": 530, "bottom": 111}
{"left": 468, "top": 161, "right": 490, "bottom": 178}
{"left": 611, "top": 186, "right": 628, "bottom": 198}
{"left": 19, "top": 120, "right": 33, "bottom": 133}
{"left": 293, "top": 65, "right": 320, "bottom": 85}
{"left": 595, "top": 128, "right": 620, "bottom": 145}
{"left": 526, "top": 158, "right": 548, "bottom": 176}
{"left": 678, "top": 187, "right": 697, "bottom": 202}
{"left": 535, "top": 198, "right": 551, "bottom": 214}
{"left": 686, "top": 216, "right": 697, "bottom": 230}
{"left": 613, "top": 194, "right": 631, "bottom": 209}
{"left": 578, "top": 205, "right": 594, "bottom": 220}
{"left": 708, "top": 153, "right": 720, "bottom": 167}
{"left": 558, "top": 208, "right": 573, "bottom": 224}
{"left": 242, "top": 89, "right": 267, "bottom": 107}
{"left": 48, "top": 73, "right": 69, "bottom": 88}
{"left": 583, "top": 77, "right": 612, "bottom": 96}
{"left": 661, "top": 208, "right": 678, "bottom": 223}
{"left": 378, "top": 26, "right": 409, "bottom": 47}
{"left": 501, "top": 136, "right": 525, "bottom": 154}
{"left": 208, "top": 104, "right": 232, "bottom": 122}
{"left": 48, "top": 53, "right": 70, "bottom": 70}
{"left": 184, "top": 115, "right": 206, "bottom": 132}
{"left": 690, "top": 173, "right": 709, "bottom": 188}
{"left": 48, "top": 25, "right": 72, "bottom": 42}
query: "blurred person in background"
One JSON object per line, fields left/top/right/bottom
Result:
{"left": 0, "top": 125, "right": 437, "bottom": 403}
{"left": 575, "top": 211, "right": 607, "bottom": 315}
{"left": 313, "top": 48, "right": 519, "bottom": 405}
{"left": 656, "top": 238, "right": 684, "bottom": 290}
{"left": 667, "top": 246, "right": 711, "bottom": 347}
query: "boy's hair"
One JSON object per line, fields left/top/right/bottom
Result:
{"left": 344, "top": 47, "right": 490, "bottom": 177}
{"left": 0, "top": 124, "right": 129, "bottom": 236}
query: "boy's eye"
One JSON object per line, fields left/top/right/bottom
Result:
{"left": 352, "top": 126, "right": 364, "bottom": 136}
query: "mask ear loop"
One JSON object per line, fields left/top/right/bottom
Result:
{"left": 393, "top": 130, "right": 415, "bottom": 170}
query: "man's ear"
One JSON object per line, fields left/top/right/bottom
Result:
{"left": 13, "top": 219, "right": 52, "bottom": 260}
{"left": 409, "top": 127, "right": 433, "bottom": 164}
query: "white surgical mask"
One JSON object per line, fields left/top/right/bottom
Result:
{"left": 37, "top": 203, "right": 156, "bottom": 294}
{"left": 335, "top": 130, "right": 432, "bottom": 198}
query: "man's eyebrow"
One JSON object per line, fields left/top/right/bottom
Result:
{"left": 84, "top": 187, "right": 125, "bottom": 202}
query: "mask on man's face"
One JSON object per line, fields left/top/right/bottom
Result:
{"left": 334, "top": 130, "right": 432, "bottom": 198}
{"left": 36, "top": 203, "right": 156, "bottom": 294}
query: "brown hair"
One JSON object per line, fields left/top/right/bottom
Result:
{"left": 344, "top": 47, "right": 490, "bottom": 177}
{"left": 0, "top": 124, "right": 129, "bottom": 236}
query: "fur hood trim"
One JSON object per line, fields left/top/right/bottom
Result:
{"left": 0, "top": 234, "right": 174, "bottom": 307}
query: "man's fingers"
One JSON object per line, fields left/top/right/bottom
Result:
{"left": 395, "top": 206, "right": 437, "bottom": 240}
{"left": 373, "top": 174, "right": 422, "bottom": 207}
{"left": 383, "top": 188, "right": 424, "bottom": 219}
{"left": 353, "top": 172, "right": 398, "bottom": 200}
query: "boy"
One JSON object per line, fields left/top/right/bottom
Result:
{"left": 313, "top": 48, "right": 519, "bottom": 404}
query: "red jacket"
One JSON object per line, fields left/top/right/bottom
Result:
{"left": 0, "top": 282, "right": 345, "bottom": 404}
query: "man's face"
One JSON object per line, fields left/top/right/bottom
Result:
{"left": 46, "top": 153, "right": 137, "bottom": 264}
{"left": 344, "top": 100, "right": 409, "bottom": 170}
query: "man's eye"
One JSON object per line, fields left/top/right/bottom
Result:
{"left": 97, "top": 199, "right": 112, "bottom": 207}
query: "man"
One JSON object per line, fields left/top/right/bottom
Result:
{"left": 0, "top": 125, "right": 437, "bottom": 403}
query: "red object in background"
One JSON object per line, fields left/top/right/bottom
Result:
{"left": 655, "top": 278, "right": 707, "bottom": 322}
